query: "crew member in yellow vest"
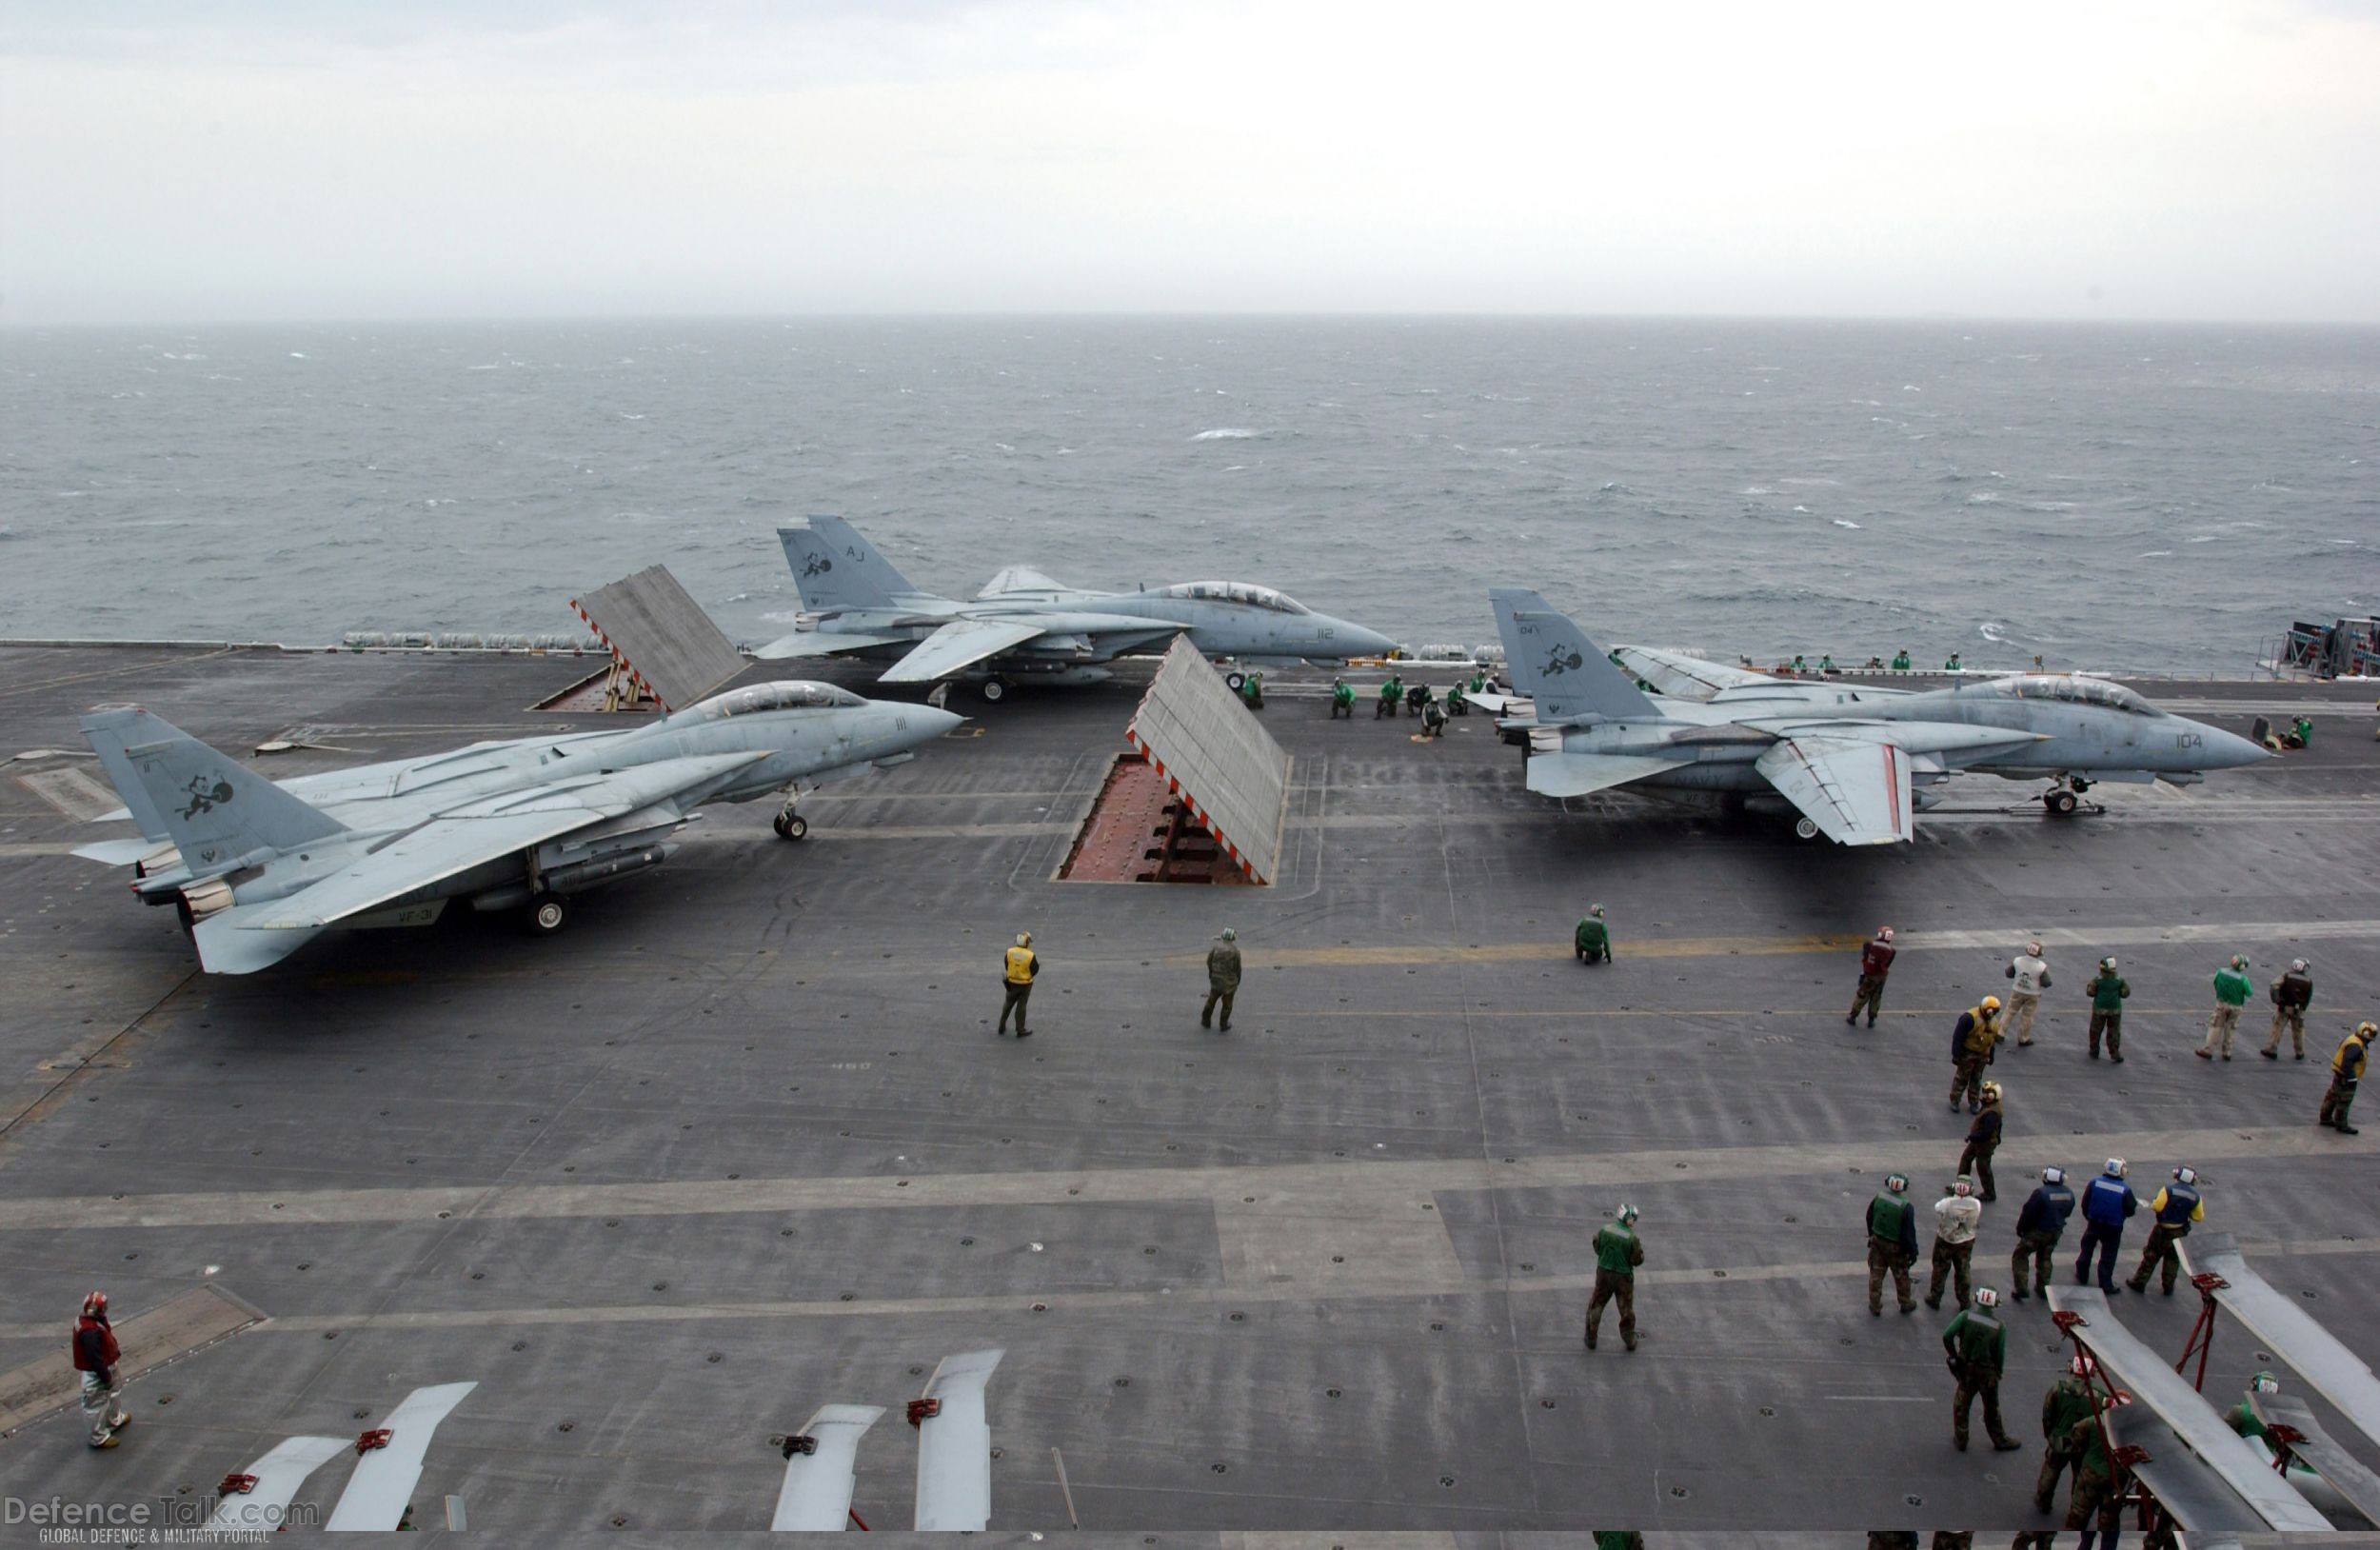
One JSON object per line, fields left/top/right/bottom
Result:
{"left": 999, "top": 932, "right": 1039, "bottom": 1038}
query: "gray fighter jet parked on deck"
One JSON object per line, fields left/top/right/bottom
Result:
{"left": 73, "top": 682, "right": 962, "bottom": 972}
{"left": 1488, "top": 588, "right": 2267, "bottom": 845}
{"left": 756, "top": 515, "right": 1398, "bottom": 699}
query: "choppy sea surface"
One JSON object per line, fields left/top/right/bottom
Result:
{"left": 3, "top": 318, "right": 2374, "bottom": 675}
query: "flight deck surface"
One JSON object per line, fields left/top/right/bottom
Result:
{"left": 0, "top": 645, "right": 2374, "bottom": 1538}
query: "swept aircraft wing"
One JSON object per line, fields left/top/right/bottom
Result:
{"left": 1755, "top": 734, "right": 1915, "bottom": 845}
{"left": 753, "top": 630, "right": 907, "bottom": 662}
{"left": 913, "top": 1348, "right": 1002, "bottom": 1531}
{"left": 1612, "top": 646, "right": 1776, "bottom": 700}
{"left": 210, "top": 1435, "right": 347, "bottom": 1532}
{"left": 772, "top": 1404, "right": 884, "bottom": 1531}
{"left": 878, "top": 620, "right": 1049, "bottom": 684}
{"left": 323, "top": 1381, "right": 478, "bottom": 1530}
{"left": 975, "top": 566, "right": 1101, "bottom": 604}
{"left": 233, "top": 752, "right": 769, "bottom": 933}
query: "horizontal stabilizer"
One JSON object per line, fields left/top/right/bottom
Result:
{"left": 209, "top": 1436, "right": 347, "bottom": 1533}
{"left": 192, "top": 907, "right": 327, "bottom": 974}
{"left": 324, "top": 1381, "right": 478, "bottom": 1531}
{"left": 976, "top": 565, "right": 1099, "bottom": 603}
{"left": 72, "top": 835, "right": 169, "bottom": 865}
{"left": 1525, "top": 751, "right": 1691, "bottom": 798}
{"left": 879, "top": 619, "right": 1047, "bottom": 683}
{"left": 913, "top": 1348, "right": 1003, "bottom": 1532}
{"left": 1755, "top": 735, "right": 1914, "bottom": 845}
{"left": 753, "top": 630, "right": 905, "bottom": 662}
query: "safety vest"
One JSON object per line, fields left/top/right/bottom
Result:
{"left": 1003, "top": 946, "right": 1036, "bottom": 985}
{"left": 2154, "top": 1184, "right": 2201, "bottom": 1229}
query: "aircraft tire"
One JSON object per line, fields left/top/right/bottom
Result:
{"left": 2047, "top": 789, "right": 2078, "bottom": 815}
{"left": 1225, "top": 670, "right": 1247, "bottom": 691}
{"left": 774, "top": 812, "right": 808, "bottom": 842}
{"left": 980, "top": 678, "right": 1006, "bottom": 703}
{"left": 526, "top": 894, "right": 566, "bottom": 935}
{"left": 1794, "top": 817, "right": 1820, "bottom": 841}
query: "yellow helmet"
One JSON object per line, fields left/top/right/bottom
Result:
{"left": 1980, "top": 995, "right": 2002, "bottom": 1013}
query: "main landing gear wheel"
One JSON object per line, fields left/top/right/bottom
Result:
{"left": 2045, "top": 789, "right": 2079, "bottom": 816}
{"left": 772, "top": 811, "right": 809, "bottom": 841}
{"left": 1794, "top": 817, "right": 1821, "bottom": 841}
{"left": 979, "top": 678, "right": 1008, "bottom": 703}
{"left": 526, "top": 893, "right": 566, "bottom": 935}
{"left": 1224, "top": 670, "right": 1248, "bottom": 692}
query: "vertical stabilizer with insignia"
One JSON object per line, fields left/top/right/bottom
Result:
{"left": 79, "top": 707, "right": 347, "bottom": 870}
{"left": 779, "top": 516, "right": 926, "bottom": 611}
{"left": 1487, "top": 588, "right": 1660, "bottom": 725}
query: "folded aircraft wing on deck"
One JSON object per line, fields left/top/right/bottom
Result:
{"left": 877, "top": 619, "right": 1049, "bottom": 683}
{"left": 1755, "top": 734, "right": 1914, "bottom": 845}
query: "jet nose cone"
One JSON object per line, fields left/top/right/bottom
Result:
{"left": 922, "top": 705, "right": 966, "bottom": 739}
{"left": 1334, "top": 620, "right": 1398, "bottom": 659}
{"left": 2207, "top": 725, "right": 2270, "bottom": 768}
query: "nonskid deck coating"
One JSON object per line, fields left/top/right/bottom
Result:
{"left": 0, "top": 644, "right": 2374, "bottom": 1537}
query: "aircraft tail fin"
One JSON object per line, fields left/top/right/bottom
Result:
{"left": 1487, "top": 588, "right": 1661, "bottom": 725}
{"left": 778, "top": 516, "right": 924, "bottom": 611}
{"left": 79, "top": 707, "right": 347, "bottom": 869}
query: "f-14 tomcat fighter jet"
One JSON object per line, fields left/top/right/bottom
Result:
{"left": 756, "top": 515, "right": 1398, "bottom": 698}
{"left": 74, "top": 683, "right": 962, "bottom": 971}
{"left": 1488, "top": 588, "right": 2267, "bottom": 845}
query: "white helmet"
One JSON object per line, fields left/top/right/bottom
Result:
{"left": 2027, "top": 941, "right": 2043, "bottom": 956}
{"left": 2173, "top": 1165, "right": 2197, "bottom": 1185}
{"left": 1974, "top": 1287, "right": 2000, "bottom": 1308}
{"left": 2101, "top": 956, "right": 2117, "bottom": 969}
{"left": 1953, "top": 1177, "right": 1974, "bottom": 1198}
{"left": 1616, "top": 1202, "right": 1639, "bottom": 1223}
{"left": 2291, "top": 959, "right": 2307, "bottom": 972}
{"left": 2071, "top": 1351, "right": 2098, "bottom": 1378}
{"left": 2104, "top": 1158, "right": 2128, "bottom": 1179}
{"left": 1879, "top": 926, "right": 1894, "bottom": 942}
{"left": 2041, "top": 1166, "right": 2065, "bottom": 1185}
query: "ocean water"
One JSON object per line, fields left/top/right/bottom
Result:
{"left": 3, "top": 317, "right": 2374, "bottom": 674}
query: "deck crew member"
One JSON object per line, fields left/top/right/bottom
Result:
{"left": 2073, "top": 1159, "right": 2135, "bottom": 1293}
{"left": 1201, "top": 927, "right": 1241, "bottom": 1032}
{"left": 2060, "top": 1393, "right": 2129, "bottom": 1549}
{"left": 1445, "top": 681, "right": 1469, "bottom": 715}
{"left": 1419, "top": 696, "right": 1446, "bottom": 738}
{"left": 1329, "top": 677, "right": 1356, "bottom": 718}
{"left": 2034, "top": 1352, "right": 2098, "bottom": 1511}
{"left": 1943, "top": 1287, "right": 2022, "bottom": 1453}
{"left": 2197, "top": 954, "right": 2252, "bottom": 1060}
{"left": 1377, "top": 675, "right": 1402, "bottom": 718}
{"left": 2261, "top": 960, "right": 2313, "bottom": 1060}
{"left": 1892, "top": 648, "right": 1913, "bottom": 671}
{"left": 2126, "top": 1166, "right": 2204, "bottom": 1294}
{"left": 2009, "top": 1165, "right": 2074, "bottom": 1302}
{"left": 71, "top": 1291, "right": 129, "bottom": 1450}
{"left": 2005, "top": 941, "right": 2051, "bottom": 1045}
{"left": 2223, "top": 1370, "right": 2282, "bottom": 1441}
{"left": 1945, "top": 651, "right": 1963, "bottom": 670}
{"left": 1583, "top": 1203, "right": 1643, "bottom": 1352}
{"left": 1949, "top": 997, "right": 2003, "bottom": 1112}
{"left": 2083, "top": 958, "right": 2129, "bottom": 1062}
{"left": 1866, "top": 1173, "right": 1919, "bottom": 1316}
{"left": 998, "top": 931, "right": 1039, "bottom": 1038}
{"left": 1845, "top": 925, "right": 1895, "bottom": 1027}
{"left": 1956, "top": 1083, "right": 2004, "bottom": 1201}
{"left": 2321, "top": 1022, "right": 2373, "bottom": 1133}
{"left": 1926, "top": 1177, "right": 1982, "bottom": 1310}
{"left": 1575, "top": 904, "right": 1612, "bottom": 964}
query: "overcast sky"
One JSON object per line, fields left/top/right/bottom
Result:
{"left": 3, "top": 1, "right": 2376, "bottom": 324}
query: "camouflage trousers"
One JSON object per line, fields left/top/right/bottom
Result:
{"left": 1867, "top": 1235, "right": 1914, "bottom": 1313}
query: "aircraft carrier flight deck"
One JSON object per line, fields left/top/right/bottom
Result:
{"left": 1, "top": 642, "right": 2375, "bottom": 1540}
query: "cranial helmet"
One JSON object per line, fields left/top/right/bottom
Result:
{"left": 2027, "top": 941, "right": 2043, "bottom": 956}
{"left": 2358, "top": 1022, "right": 2377, "bottom": 1040}
{"left": 2102, "top": 957, "right": 2117, "bottom": 969}
{"left": 1981, "top": 995, "right": 2002, "bottom": 1013}
{"left": 1589, "top": 904, "right": 1604, "bottom": 918}
{"left": 1879, "top": 926, "right": 1894, "bottom": 942}
{"left": 1980, "top": 1081, "right": 2002, "bottom": 1102}
{"left": 1974, "top": 1287, "right": 1999, "bottom": 1308}
{"left": 2041, "top": 1166, "right": 2065, "bottom": 1185}
{"left": 1885, "top": 1174, "right": 1909, "bottom": 1194}
{"left": 1954, "top": 1177, "right": 1973, "bottom": 1197}
{"left": 1616, "top": 1202, "right": 1639, "bottom": 1223}
{"left": 82, "top": 1290, "right": 108, "bottom": 1317}
{"left": 2173, "top": 1165, "right": 2197, "bottom": 1185}
{"left": 2251, "top": 1370, "right": 2280, "bottom": 1394}
{"left": 2104, "top": 1158, "right": 2128, "bottom": 1179}
{"left": 2291, "top": 959, "right": 2308, "bottom": 972}
{"left": 1220, "top": 927, "right": 1236, "bottom": 941}
{"left": 2231, "top": 954, "right": 2249, "bottom": 969}
{"left": 2071, "top": 1351, "right": 2098, "bottom": 1378}
{"left": 1016, "top": 931, "right": 1032, "bottom": 946}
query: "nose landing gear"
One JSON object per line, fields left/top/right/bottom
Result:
{"left": 2042, "top": 775, "right": 2101, "bottom": 817}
